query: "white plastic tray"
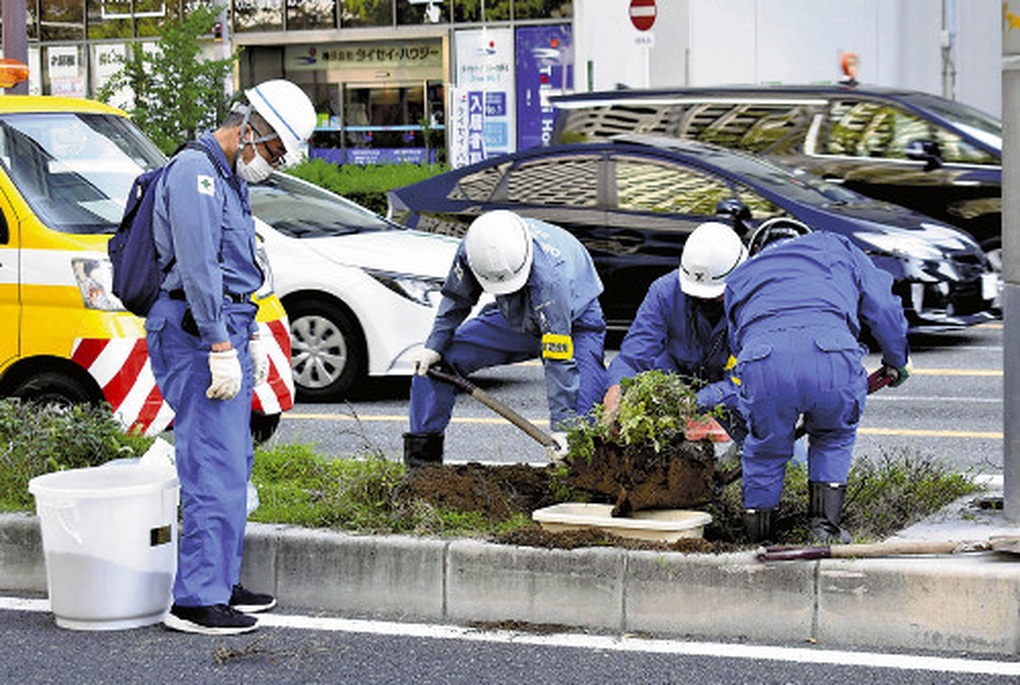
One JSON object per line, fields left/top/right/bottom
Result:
{"left": 532, "top": 503, "right": 712, "bottom": 542}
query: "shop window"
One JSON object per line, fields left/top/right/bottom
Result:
{"left": 397, "top": 0, "right": 447, "bottom": 25}
{"left": 86, "top": 0, "right": 131, "bottom": 39}
{"left": 615, "top": 157, "right": 729, "bottom": 216}
{"left": 340, "top": 0, "right": 393, "bottom": 27}
{"left": 514, "top": 0, "right": 571, "bottom": 19}
{"left": 454, "top": 0, "right": 509, "bottom": 22}
{"left": 234, "top": 0, "right": 284, "bottom": 32}
{"left": 44, "top": 44, "right": 85, "bottom": 97}
{"left": 26, "top": 0, "right": 41, "bottom": 41}
{"left": 41, "top": 0, "right": 85, "bottom": 41}
{"left": 287, "top": 0, "right": 335, "bottom": 30}
{"left": 135, "top": 0, "right": 180, "bottom": 37}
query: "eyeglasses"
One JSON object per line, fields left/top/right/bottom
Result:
{"left": 250, "top": 125, "right": 287, "bottom": 168}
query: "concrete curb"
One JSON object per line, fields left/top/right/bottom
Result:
{"left": 3, "top": 513, "right": 1018, "bottom": 655}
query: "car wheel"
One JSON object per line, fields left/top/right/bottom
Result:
{"left": 11, "top": 372, "right": 94, "bottom": 408}
{"left": 287, "top": 298, "right": 365, "bottom": 401}
{"left": 250, "top": 412, "right": 280, "bottom": 444}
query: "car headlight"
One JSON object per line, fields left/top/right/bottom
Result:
{"left": 365, "top": 269, "right": 444, "bottom": 307}
{"left": 852, "top": 232, "right": 945, "bottom": 261}
{"left": 72, "top": 257, "right": 126, "bottom": 311}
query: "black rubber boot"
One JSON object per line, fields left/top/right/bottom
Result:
{"left": 403, "top": 432, "right": 444, "bottom": 469}
{"left": 742, "top": 508, "right": 775, "bottom": 544}
{"left": 808, "top": 481, "right": 852, "bottom": 545}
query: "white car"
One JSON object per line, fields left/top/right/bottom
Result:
{"left": 250, "top": 173, "right": 461, "bottom": 401}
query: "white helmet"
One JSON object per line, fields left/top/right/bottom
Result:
{"left": 464, "top": 211, "right": 534, "bottom": 295}
{"left": 679, "top": 221, "right": 747, "bottom": 298}
{"left": 245, "top": 80, "right": 317, "bottom": 161}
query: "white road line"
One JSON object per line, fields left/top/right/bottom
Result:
{"left": 2, "top": 597, "right": 1017, "bottom": 676}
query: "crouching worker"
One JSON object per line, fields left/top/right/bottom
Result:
{"left": 602, "top": 221, "right": 747, "bottom": 443}
{"left": 724, "top": 219, "right": 910, "bottom": 545}
{"left": 405, "top": 210, "right": 607, "bottom": 467}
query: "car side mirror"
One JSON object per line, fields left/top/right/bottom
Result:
{"left": 714, "top": 199, "right": 753, "bottom": 238}
{"left": 905, "top": 139, "right": 943, "bottom": 171}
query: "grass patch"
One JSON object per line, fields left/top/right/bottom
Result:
{"left": 285, "top": 158, "right": 447, "bottom": 216}
{"left": 705, "top": 447, "right": 981, "bottom": 544}
{"left": 0, "top": 400, "right": 152, "bottom": 512}
{"left": 0, "top": 399, "right": 983, "bottom": 545}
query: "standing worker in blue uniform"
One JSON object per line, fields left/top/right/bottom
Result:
{"left": 405, "top": 210, "right": 607, "bottom": 466}
{"left": 147, "top": 80, "right": 316, "bottom": 635}
{"left": 602, "top": 222, "right": 747, "bottom": 443}
{"left": 725, "top": 220, "right": 910, "bottom": 544}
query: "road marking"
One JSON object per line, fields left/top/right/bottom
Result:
{"left": 1, "top": 597, "right": 1016, "bottom": 676}
{"left": 858, "top": 427, "right": 1002, "bottom": 439}
{"left": 282, "top": 413, "right": 1004, "bottom": 440}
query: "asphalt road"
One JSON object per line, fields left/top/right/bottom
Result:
{"left": 271, "top": 321, "right": 1006, "bottom": 476}
{"left": 2, "top": 601, "right": 1018, "bottom": 683}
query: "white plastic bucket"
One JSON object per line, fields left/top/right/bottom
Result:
{"left": 28, "top": 466, "right": 179, "bottom": 631}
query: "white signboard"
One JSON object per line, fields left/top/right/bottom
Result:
{"left": 453, "top": 28, "right": 515, "bottom": 160}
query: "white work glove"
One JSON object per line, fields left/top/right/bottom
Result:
{"left": 413, "top": 347, "right": 442, "bottom": 376}
{"left": 249, "top": 336, "right": 269, "bottom": 387}
{"left": 207, "top": 349, "right": 242, "bottom": 401}
{"left": 545, "top": 431, "right": 569, "bottom": 464}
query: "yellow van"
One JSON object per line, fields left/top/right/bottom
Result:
{"left": 0, "top": 95, "right": 294, "bottom": 439}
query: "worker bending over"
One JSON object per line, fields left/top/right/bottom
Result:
{"left": 603, "top": 221, "right": 747, "bottom": 444}
{"left": 724, "top": 219, "right": 910, "bottom": 544}
{"left": 405, "top": 210, "right": 606, "bottom": 466}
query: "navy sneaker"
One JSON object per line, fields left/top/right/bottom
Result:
{"left": 229, "top": 584, "right": 277, "bottom": 613}
{"left": 164, "top": 603, "right": 257, "bottom": 635}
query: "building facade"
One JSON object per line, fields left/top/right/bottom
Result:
{"left": 4, "top": 0, "right": 1000, "bottom": 166}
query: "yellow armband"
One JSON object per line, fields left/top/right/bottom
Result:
{"left": 541, "top": 333, "right": 573, "bottom": 360}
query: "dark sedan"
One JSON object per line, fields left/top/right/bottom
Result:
{"left": 387, "top": 135, "right": 998, "bottom": 335}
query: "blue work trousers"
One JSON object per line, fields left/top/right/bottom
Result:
{"left": 736, "top": 329, "right": 867, "bottom": 509}
{"left": 146, "top": 295, "right": 255, "bottom": 607}
{"left": 410, "top": 304, "right": 606, "bottom": 434}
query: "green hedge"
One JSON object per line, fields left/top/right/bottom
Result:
{"left": 286, "top": 158, "right": 449, "bottom": 216}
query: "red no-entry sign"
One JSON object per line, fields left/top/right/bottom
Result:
{"left": 630, "top": 0, "right": 657, "bottom": 32}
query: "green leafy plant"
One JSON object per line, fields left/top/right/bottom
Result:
{"left": 566, "top": 370, "right": 721, "bottom": 461}
{"left": 0, "top": 400, "right": 152, "bottom": 512}
{"left": 285, "top": 158, "right": 448, "bottom": 215}
{"left": 96, "top": 6, "right": 238, "bottom": 154}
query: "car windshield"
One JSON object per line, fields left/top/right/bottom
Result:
{"left": 907, "top": 93, "right": 1002, "bottom": 151}
{"left": 0, "top": 112, "right": 164, "bottom": 235}
{"left": 698, "top": 147, "right": 862, "bottom": 206}
{"left": 249, "top": 173, "right": 395, "bottom": 238}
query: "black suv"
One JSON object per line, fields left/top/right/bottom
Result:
{"left": 551, "top": 85, "right": 1003, "bottom": 271}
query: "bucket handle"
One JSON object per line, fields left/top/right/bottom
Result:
{"left": 38, "top": 499, "right": 82, "bottom": 546}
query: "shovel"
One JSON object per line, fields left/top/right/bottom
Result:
{"left": 757, "top": 535, "right": 1020, "bottom": 562}
{"left": 426, "top": 366, "right": 557, "bottom": 450}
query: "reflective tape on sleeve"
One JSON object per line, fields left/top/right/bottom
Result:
{"left": 541, "top": 333, "right": 573, "bottom": 361}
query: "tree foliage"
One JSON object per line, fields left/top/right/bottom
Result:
{"left": 96, "top": 6, "right": 238, "bottom": 154}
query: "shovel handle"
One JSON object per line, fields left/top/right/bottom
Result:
{"left": 426, "top": 367, "right": 556, "bottom": 448}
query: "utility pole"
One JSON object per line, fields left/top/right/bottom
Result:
{"left": 1, "top": 0, "right": 29, "bottom": 94}
{"left": 1002, "top": 4, "right": 1020, "bottom": 522}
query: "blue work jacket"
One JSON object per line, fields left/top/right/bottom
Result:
{"left": 725, "top": 232, "right": 909, "bottom": 367}
{"left": 607, "top": 271, "right": 730, "bottom": 388}
{"left": 153, "top": 132, "right": 263, "bottom": 344}
{"left": 426, "top": 219, "right": 604, "bottom": 425}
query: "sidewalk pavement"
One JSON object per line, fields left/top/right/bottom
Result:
{"left": 1, "top": 478, "right": 1018, "bottom": 656}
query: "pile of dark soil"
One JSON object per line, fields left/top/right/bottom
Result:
{"left": 394, "top": 461, "right": 730, "bottom": 553}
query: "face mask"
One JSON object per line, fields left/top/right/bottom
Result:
{"left": 236, "top": 142, "right": 274, "bottom": 184}
{"left": 694, "top": 296, "right": 724, "bottom": 322}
